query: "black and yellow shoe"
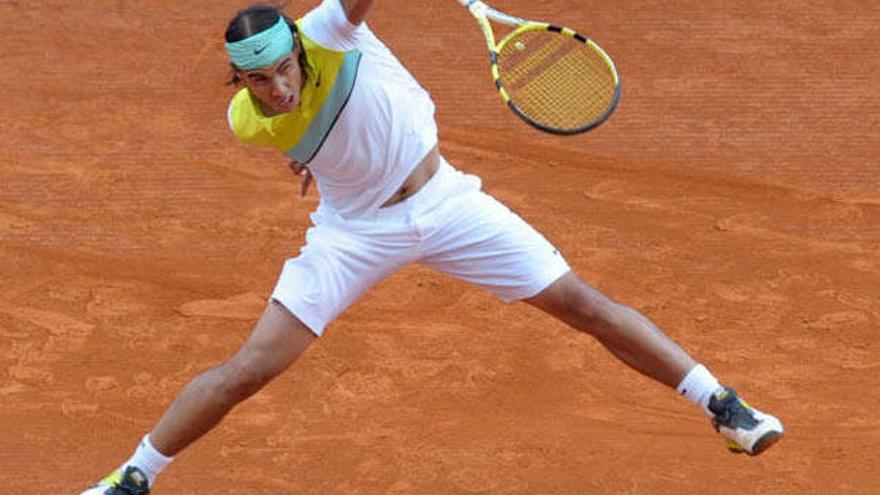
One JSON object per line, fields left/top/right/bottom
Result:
{"left": 708, "top": 387, "right": 784, "bottom": 456}
{"left": 79, "top": 466, "right": 150, "bottom": 495}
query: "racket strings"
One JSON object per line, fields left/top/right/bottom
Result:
{"left": 498, "top": 30, "right": 617, "bottom": 131}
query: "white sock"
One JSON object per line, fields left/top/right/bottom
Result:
{"left": 676, "top": 364, "right": 723, "bottom": 417}
{"left": 119, "top": 434, "right": 173, "bottom": 487}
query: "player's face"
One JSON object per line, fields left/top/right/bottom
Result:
{"left": 238, "top": 45, "right": 304, "bottom": 116}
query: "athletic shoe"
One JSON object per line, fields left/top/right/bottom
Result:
{"left": 79, "top": 466, "right": 150, "bottom": 495}
{"left": 708, "top": 387, "right": 784, "bottom": 456}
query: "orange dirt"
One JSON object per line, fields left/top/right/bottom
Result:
{"left": 1, "top": 1, "right": 878, "bottom": 493}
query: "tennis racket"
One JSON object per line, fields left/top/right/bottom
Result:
{"left": 456, "top": 0, "right": 621, "bottom": 135}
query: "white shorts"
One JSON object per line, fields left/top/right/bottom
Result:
{"left": 271, "top": 158, "right": 570, "bottom": 335}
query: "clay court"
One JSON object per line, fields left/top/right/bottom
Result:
{"left": 1, "top": 0, "right": 878, "bottom": 493}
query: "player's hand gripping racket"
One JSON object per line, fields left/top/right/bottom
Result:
{"left": 456, "top": 0, "right": 621, "bottom": 135}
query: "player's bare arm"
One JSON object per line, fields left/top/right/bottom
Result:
{"left": 340, "top": 0, "right": 377, "bottom": 25}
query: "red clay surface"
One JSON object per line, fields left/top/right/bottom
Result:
{"left": 1, "top": 0, "right": 878, "bottom": 493}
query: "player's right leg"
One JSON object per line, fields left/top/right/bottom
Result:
{"left": 79, "top": 299, "right": 316, "bottom": 494}
{"left": 149, "top": 299, "right": 315, "bottom": 456}
{"left": 79, "top": 210, "right": 420, "bottom": 494}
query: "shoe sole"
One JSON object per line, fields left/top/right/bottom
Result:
{"left": 727, "top": 430, "right": 783, "bottom": 456}
{"left": 749, "top": 430, "right": 783, "bottom": 456}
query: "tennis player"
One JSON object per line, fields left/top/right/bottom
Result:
{"left": 80, "top": 1, "right": 783, "bottom": 493}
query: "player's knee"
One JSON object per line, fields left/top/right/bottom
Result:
{"left": 566, "top": 286, "right": 622, "bottom": 335}
{"left": 216, "top": 359, "right": 275, "bottom": 403}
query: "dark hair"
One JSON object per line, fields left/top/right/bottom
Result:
{"left": 224, "top": 3, "right": 309, "bottom": 86}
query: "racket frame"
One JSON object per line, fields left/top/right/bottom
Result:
{"left": 458, "top": 0, "right": 621, "bottom": 135}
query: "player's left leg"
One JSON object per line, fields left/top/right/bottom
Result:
{"left": 524, "top": 271, "right": 694, "bottom": 388}
{"left": 411, "top": 157, "right": 783, "bottom": 455}
{"left": 525, "top": 271, "right": 784, "bottom": 455}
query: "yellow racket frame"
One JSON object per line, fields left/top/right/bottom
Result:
{"left": 460, "top": 0, "right": 621, "bottom": 134}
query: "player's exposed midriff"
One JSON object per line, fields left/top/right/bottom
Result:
{"left": 380, "top": 145, "right": 440, "bottom": 208}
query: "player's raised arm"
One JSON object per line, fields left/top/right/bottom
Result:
{"left": 339, "top": 0, "right": 377, "bottom": 26}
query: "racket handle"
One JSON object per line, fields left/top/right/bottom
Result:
{"left": 457, "top": 0, "right": 476, "bottom": 6}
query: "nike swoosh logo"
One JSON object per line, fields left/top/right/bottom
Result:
{"left": 254, "top": 44, "right": 269, "bottom": 55}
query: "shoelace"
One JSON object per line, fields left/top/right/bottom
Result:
{"left": 111, "top": 482, "right": 149, "bottom": 495}
{"left": 110, "top": 468, "right": 150, "bottom": 495}
{"left": 714, "top": 396, "right": 760, "bottom": 430}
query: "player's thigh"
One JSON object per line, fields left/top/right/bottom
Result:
{"left": 524, "top": 270, "right": 616, "bottom": 325}
{"left": 272, "top": 219, "right": 417, "bottom": 336}
{"left": 419, "top": 191, "right": 570, "bottom": 302}
{"left": 227, "top": 299, "right": 316, "bottom": 381}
